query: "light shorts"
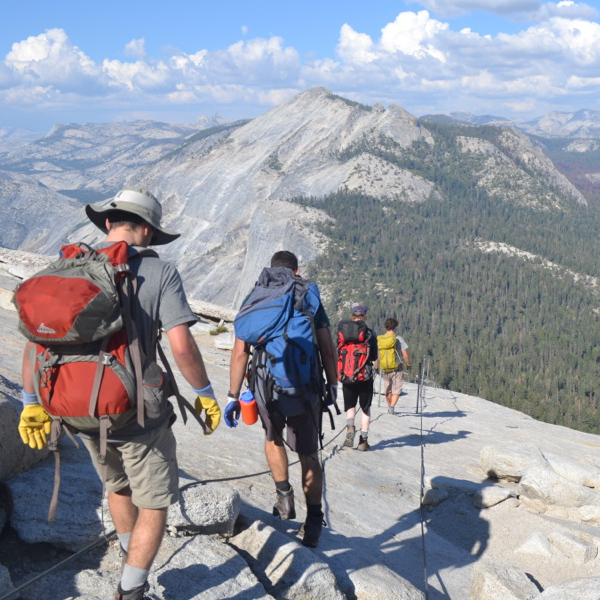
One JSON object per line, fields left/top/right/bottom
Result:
{"left": 382, "top": 370, "right": 404, "bottom": 396}
{"left": 80, "top": 422, "right": 179, "bottom": 509}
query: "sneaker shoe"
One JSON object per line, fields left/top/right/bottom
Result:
{"left": 388, "top": 407, "right": 395, "bottom": 414}
{"left": 356, "top": 436, "right": 370, "bottom": 451}
{"left": 342, "top": 425, "right": 356, "bottom": 448}
{"left": 114, "top": 582, "right": 149, "bottom": 600}
{"left": 299, "top": 511, "right": 324, "bottom": 548}
{"left": 273, "top": 486, "right": 296, "bottom": 520}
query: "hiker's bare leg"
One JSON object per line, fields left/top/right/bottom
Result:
{"left": 265, "top": 439, "right": 288, "bottom": 482}
{"left": 345, "top": 406, "right": 356, "bottom": 422}
{"left": 109, "top": 489, "right": 167, "bottom": 569}
{"left": 108, "top": 487, "right": 138, "bottom": 534}
{"left": 126, "top": 507, "right": 168, "bottom": 570}
{"left": 389, "top": 393, "right": 400, "bottom": 408}
{"left": 299, "top": 452, "right": 322, "bottom": 505}
{"left": 360, "top": 411, "right": 371, "bottom": 433}
{"left": 385, "top": 392, "right": 392, "bottom": 407}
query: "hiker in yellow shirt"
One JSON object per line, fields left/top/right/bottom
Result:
{"left": 377, "top": 317, "right": 411, "bottom": 414}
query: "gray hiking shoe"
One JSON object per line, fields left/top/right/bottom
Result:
{"left": 388, "top": 407, "right": 395, "bottom": 414}
{"left": 356, "top": 436, "right": 370, "bottom": 451}
{"left": 273, "top": 486, "right": 296, "bottom": 520}
{"left": 342, "top": 425, "right": 356, "bottom": 448}
{"left": 299, "top": 511, "right": 324, "bottom": 548}
{"left": 114, "top": 582, "right": 149, "bottom": 600}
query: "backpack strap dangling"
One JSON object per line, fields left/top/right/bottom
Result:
{"left": 119, "top": 273, "right": 145, "bottom": 428}
{"left": 156, "top": 341, "right": 208, "bottom": 434}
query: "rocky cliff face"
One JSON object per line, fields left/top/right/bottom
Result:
{"left": 51, "top": 88, "right": 435, "bottom": 306}
{"left": 0, "top": 87, "right": 591, "bottom": 308}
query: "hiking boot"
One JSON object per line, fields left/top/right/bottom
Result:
{"left": 387, "top": 407, "right": 395, "bottom": 414}
{"left": 342, "top": 425, "right": 356, "bottom": 448}
{"left": 273, "top": 486, "right": 296, "bottom": 520}
{"left": 114, "top": 582, "right": 149, "bottom": 600}
{"left": 356, "top": 436, "right": 370, "bottom": 451}
{"left": 299, "top": 511, "right": 324, "bottom": 548}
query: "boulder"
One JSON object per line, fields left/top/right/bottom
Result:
{"left": 547, "top": 530, "right": 598, "bottom": 565}
{"left": 514, "top": 532, "right": 554, "bottom": 559}
{"left": 544, "top": 452, "right": 600, "bottom": 489}
{"left": 517, "top": 466, "right": 600, "bottom": 508}
{"left": 479, "top": 444, "right": 547, "bottom": 482}
{"left": 347, "top": 563, "right": 425, "bottom": 600}
{"left": 230, "top": 520, "right": 346, "bottom": 600}
{"left": 168, "top": 482, "right": 241, "bottom": 535}
{"left": 473, "top": 486, "right": 513, "bottom": 509}
{"left": 538, "top": 577, "right": 600, "bottom": 599}
{"left": 0, "top": 564, "right": 14, "bottom": 598}
{"left": 471, "top": 560, "right": 540, "bottom": 599}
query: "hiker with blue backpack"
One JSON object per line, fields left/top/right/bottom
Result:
{"left": 227, "top": 250, "right": 338, "bottom": 548}
{"left": 16, "top": 188, "right": 221, "bottom": 600}
{"left": 337, "top": 303, "right": 378, "bottom": 451}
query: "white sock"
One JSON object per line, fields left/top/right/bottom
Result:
{"left": 121, "top": 564, "right": 149, "bottom": 591}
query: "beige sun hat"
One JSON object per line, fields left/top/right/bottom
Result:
{"left": 85, "top": 187, "right": 180, "bottom": 246}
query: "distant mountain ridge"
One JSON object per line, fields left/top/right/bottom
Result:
{"left": 0, "top": 87, "right": 591, "bottom": 306}
{"left": 422, "top": 108, "right": 600, "bottom": 140}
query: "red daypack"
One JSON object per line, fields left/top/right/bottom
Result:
{"left": 15, "top": 241, "right": 153, "bottom": 435}
{"left": 337, "top": 319, "right": 373, "bottom": 383}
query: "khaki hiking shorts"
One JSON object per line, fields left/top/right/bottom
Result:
{"left": 382, "top": 370, "right": 404, "bottom": 396}
{"left": 80, "top": 422, "right": 179, "bottom": 509}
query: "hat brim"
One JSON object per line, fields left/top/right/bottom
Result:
{"left": 85, "top": 204, "right": 180, "bottom": 246}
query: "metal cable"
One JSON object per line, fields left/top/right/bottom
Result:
{"left": 418, "top": 358, "right": 431, "bottom": 600}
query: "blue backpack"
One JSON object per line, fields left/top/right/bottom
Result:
{"left": 234, "top": 267, "right": 322, "bottom": 415}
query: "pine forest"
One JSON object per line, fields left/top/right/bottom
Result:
{"left": 298, "top": 121, "right": 600, "bottom": 435}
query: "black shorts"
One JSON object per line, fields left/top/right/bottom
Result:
{"left": 343, "top": 379, "right": 374, "bottom": 415}
{"left": 257, "top": 401, "right": 320, "bottom": 455}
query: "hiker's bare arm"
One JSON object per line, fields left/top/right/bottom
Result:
{"left": 316, "top": 326, "right": 337, "bottom": 385}
{"left": 166, "top": 324, "right": 209, "bottom": 390}
{"left": 230, "top": 338, "right": 250, "bottom": 396}
{"left": 21, "top": 343, "right": 35, "bottom": 395}
{"left": 402, "top": 349, "right": 411, "bottom": 367}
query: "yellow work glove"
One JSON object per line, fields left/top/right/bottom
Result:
{"left": 18, "top": 404, "right": 52, "bottom": 450}
{"left": 195, "top": 396, "right": 221, "bottom": 435}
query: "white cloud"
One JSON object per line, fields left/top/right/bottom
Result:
{"left": 380, "top": 11, "right": 448, "bottom": 61}
{"left": 5, "top": 29, "right": 101, "bottom": 92}
{"left": 124, "top": 38, "right": 146, "bottom": 60}
{"left": 338, "top": 24, "right": 378, "bottom": 64}
{"left": 3, "top": 8, "right": 600, "bottom": 127}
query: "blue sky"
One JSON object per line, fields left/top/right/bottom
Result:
{"left": 1, "top": 0, "right": 599, "bottom": 132}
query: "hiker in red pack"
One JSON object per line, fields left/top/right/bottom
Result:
{"left": 17, "top": 188, "right": 221, "bottom": 600}
{"left": 337, "top": 303, "right": 378, "bottom": 451}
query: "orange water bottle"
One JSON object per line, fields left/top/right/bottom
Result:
{"left": 240, "top": 389, "right": 258, "bottom": 425}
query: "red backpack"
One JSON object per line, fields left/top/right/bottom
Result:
{"left": 337, "top": 319, "right": 373, "bottom": 383}
{"left": 14, "top": 241, "right": 204, "bottom": 520}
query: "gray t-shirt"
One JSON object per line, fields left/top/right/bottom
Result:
{"left": 127, "top": 245, "right": 197, "bottom": 360}
{"left": 92, "top": 244, "right": 197, "bottom": 439}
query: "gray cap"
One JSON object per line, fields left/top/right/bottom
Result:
{"left": 351, "top": 303, "right": 367, "bottom": 316}
{"left": 85, "top": 188, "right": 180, "bottom": 246}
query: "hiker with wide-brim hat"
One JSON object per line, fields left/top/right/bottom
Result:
{"left": 19, "top": 186, "right": 220, "bottom": 600}
{"left": 85, "top": 187, "right": 180, "bottom": 246}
